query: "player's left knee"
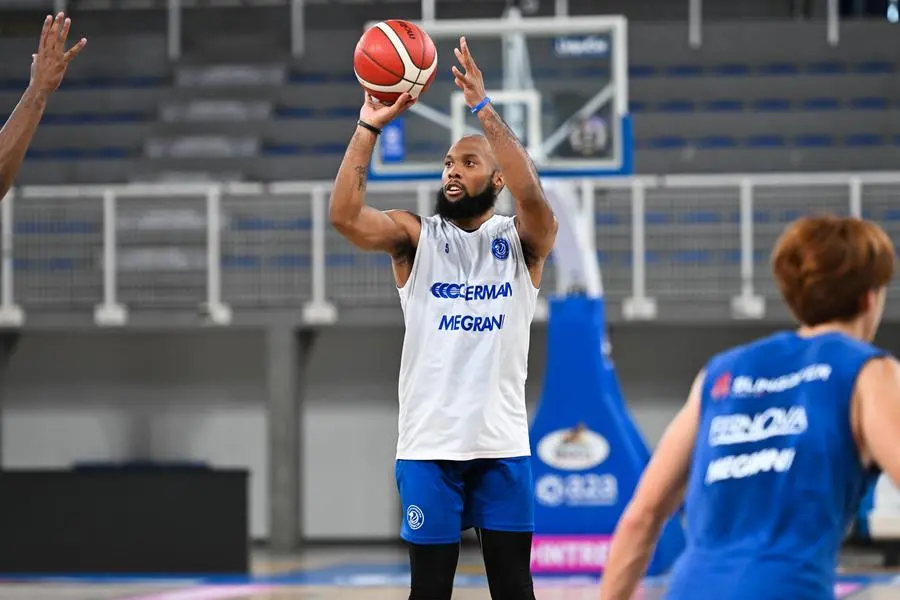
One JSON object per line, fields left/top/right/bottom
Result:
{"left": 478, "top": 529, "right": 536, "bottom": 599}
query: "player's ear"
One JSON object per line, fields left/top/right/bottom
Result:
{"left": 492, "top": 171, "right": 505, "bottom": 194}
{"left": 860, "top": 289, "right": 874, "bottom": 313}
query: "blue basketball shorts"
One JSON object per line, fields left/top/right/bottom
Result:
{"left": 395, "top": 456, "right": 535, "bottom": 544}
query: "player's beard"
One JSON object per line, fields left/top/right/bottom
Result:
{"left": 434, "top": 182, "right": 498, "bottom": 222}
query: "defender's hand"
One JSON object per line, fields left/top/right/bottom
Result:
{"left": 30, "top": 12, "right": 86, "bottom": 95}
{"left": 451, "top": 36, "right": 487, "bottom": 109}
{"left": 359, "top": 92, "right": 416, "bottom": 130}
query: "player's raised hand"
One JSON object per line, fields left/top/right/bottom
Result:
{"left": 359, "top": 92, "right": 416, "bottom": 130}
{"left": 30, "top": 12, "right": 87, "bottom": 95}
{"left": 451, "top": 36, "right": 487, "bottom": 109}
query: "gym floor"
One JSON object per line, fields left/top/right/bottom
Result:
{"left": 1, "top": 547, "right": 898, "bottom": 599}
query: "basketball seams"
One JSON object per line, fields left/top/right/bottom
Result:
{"left": 357, "top": 46, "right": 405, "bottom": 81}
{"left": 413, "top": 23, "right": 425, "bottom": 93}
{"left": 375, "top": 22, "right": 418, "bottom": 80}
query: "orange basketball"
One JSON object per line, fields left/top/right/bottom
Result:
{"left": 353, "top": 20, "right": 438, "bottom": 105}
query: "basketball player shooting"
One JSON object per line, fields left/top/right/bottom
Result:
{"left": 599, "top": 215, "right": 900, "bottom": 600}
{"left": 0, "top": 13, "right": 86, "bottom": 199}
{"left": 330, "top": 36, "right": 557, "bottom": 600}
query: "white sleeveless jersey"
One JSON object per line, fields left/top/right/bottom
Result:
{"left": 396, "top": 214, "right": 539, "bottom": 461}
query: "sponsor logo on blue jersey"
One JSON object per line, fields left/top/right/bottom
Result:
{"left": 703, "top": 405, "right": 808, "bottom": 485}
{"left": 731, "top": 364, "right": 831, "bottom": 397}
{"left": 430, "top": 281, "right": 512, "bottom": 301}
{"left": 438, "top": 314, "right": 505, "bottom": 332}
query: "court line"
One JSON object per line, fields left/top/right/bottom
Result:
{"left": 120, "top": 585, "right": 274, "bottom": 600}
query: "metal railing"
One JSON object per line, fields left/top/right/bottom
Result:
{"left": 2, "top": 170, "right": 899, "bottom": 328}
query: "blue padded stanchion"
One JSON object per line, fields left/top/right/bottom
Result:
{"left": 529, "top": 295, "right": 685, "bottom": 575}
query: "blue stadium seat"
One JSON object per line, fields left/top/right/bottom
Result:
{"left": 844, "top": 133, "right": 885, "bottom": 147}
{"left": 325, "top": 253, "right": 359, "bottom": 267}
{"left": 881, "top": 209, "right": 900, "bottom": 221}
{"left": 664, "top": 65, "right": 704, "bottom": 77}
{"left": 745, "top": 135, "right": 786, "bottom": 148}
{"left": 629, "top": 101, "right": 648, "bottom": 113}
{"left": 657, "top": 100, "right": 696, "bottom": 112}
{"left": 850, "top": 97, "right": 889, "bottom": 110}
{"left": 855, "top": 61, "right": 894, "bottom": 74}
{"left": 706, "top": 99, "right": 744, "bottom": 112}
{"left": 807, "top": 62, "right": 846, "bottom": 74}
{"left": 645, "top": 212, "right": 673, "bottom": 225}
{"left": 26, "top": 147, "right": 132, "bottom": 160}
{"left": 311, "top": 143, "right": 347, "bottom": 154}
{"left": 629, "top": 65, "right": 657, "bottom": 78}
{"left": 0, "top": 75, "right": 165, "bottom": 90}
{"left": 322, "top": 106, "right": 358, "bottom": 118}
{"left": 753, "top": 98, "right": 792, "bottom": 111}
{"left": 714, "top": 64, "right": 752, "bottom": 77}
{"left": 680, "top": 211, "right": 723, "bottom": 224}
{"left": 15, "top": 220, "right": 97, "bottom": 234}
{"left": 722, "top": 249, "right": 768, "bottom": 264}
{"left": 672, "top": 250, "right": 713, "bottom": 263}
{"left": 231, "top": 217, "right": 311, "bottom": 231}
{"left": 697, "top": 136, "right": 738, "bottom": 149}
{"left": 645, "top": 136, "right": 688, "bottom": 149}
{"left": 276, "top": 107, "right": 315, "bottom": 119}
{"left": 794, "top": 134, "right": 835, "bottom": 147}
{"left": 41, "top": 112, "right": 149, "bottom": 124}
{"left": 595, "top": 212, "right": 623, "bottom": 226}
{"left": 759, "top": 63, "right": 800, "bottom": 76}
{"left": 262, "top": 143, "right": 305, "bottom": 156}
{"left": 14, "top": 258, "right": 81, "bottom": 271}
{"left": 0, "top": 78, "right": 29, "bottom": 90}
{"left": 801, "top": 98, "right": 841, "bottom": 110}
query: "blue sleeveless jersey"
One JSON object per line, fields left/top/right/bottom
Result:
{"left": 665, "top": 331, "right": 886, "bottom": 600}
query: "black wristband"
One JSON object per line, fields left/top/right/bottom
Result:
{"left": 357, "top": 119, "right": 382, "bottom": 135}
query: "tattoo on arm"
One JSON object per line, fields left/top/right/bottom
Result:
{"left": 480, "top": 107, "right": 541, "bottom": 179}
{"left": 354, "top": 165, "right": 368, "bottom": 191}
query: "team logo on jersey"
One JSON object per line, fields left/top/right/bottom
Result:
{"left": 491, "top": 237, "right": 510, "bottom": 261}
{"left": 711, "top": 372, "right": 732, "bottom": 401}
{"left": 406, "top": 504, "right": 424, "bottom": 530}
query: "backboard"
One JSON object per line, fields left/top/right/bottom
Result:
{"left": 365, "top": 13, "right": 632, "bottom": 181}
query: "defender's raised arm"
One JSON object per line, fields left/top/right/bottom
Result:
{"left": 0, "top": 13, "right": 86, "bottom": 198}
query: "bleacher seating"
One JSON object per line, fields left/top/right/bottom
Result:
{"left": 7, "top": 184, "right": 900, "bottom": 315}
{"left": 2, "top": 16, "right": 900, "bottom": 184}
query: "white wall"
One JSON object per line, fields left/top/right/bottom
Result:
{"left": 5, "top": 322, "right": 897, "bottom": 541}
